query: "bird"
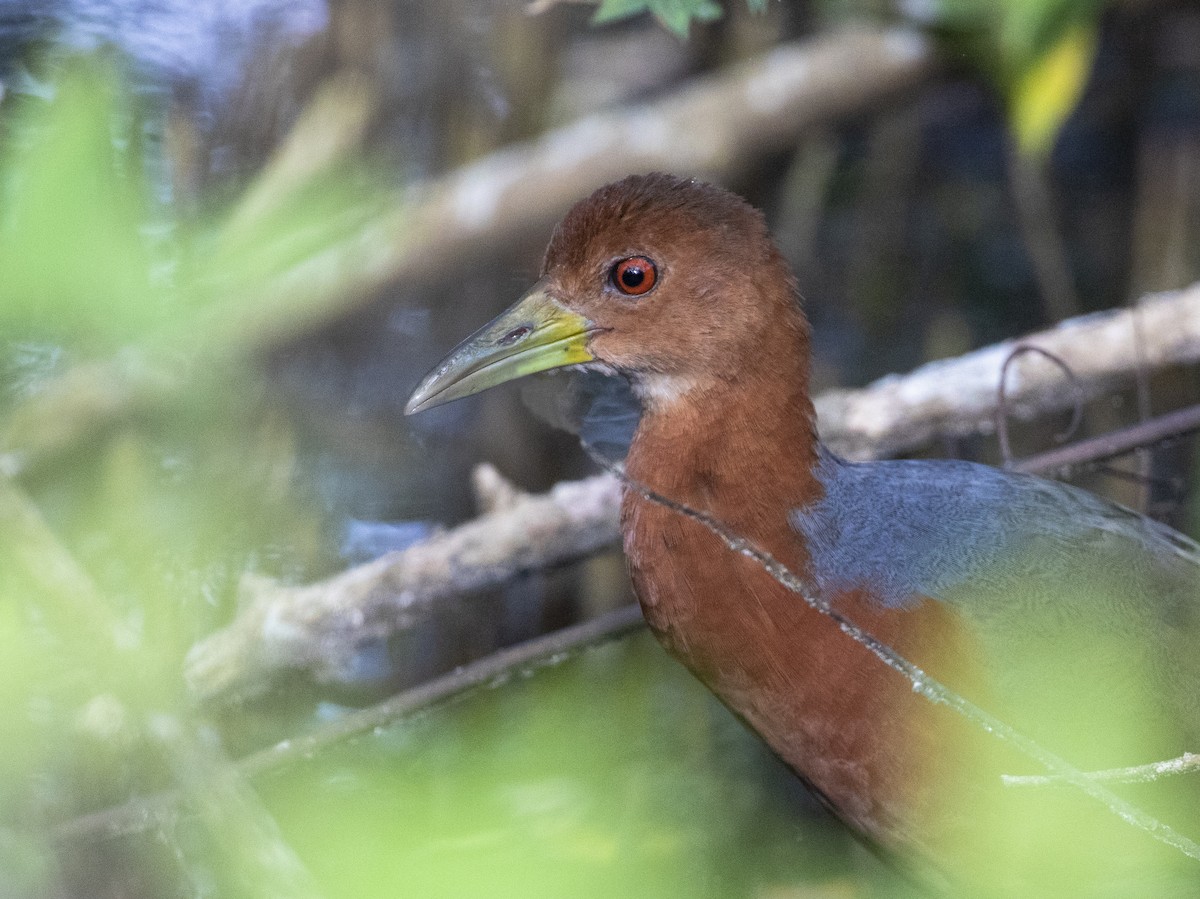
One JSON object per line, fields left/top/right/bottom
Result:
{"left": 405, "top": 173, "right": 1200, "bottom": 893}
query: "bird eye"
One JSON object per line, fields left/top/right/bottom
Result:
{"left": 610, "top": 256, "right": 657, "bottom": 296}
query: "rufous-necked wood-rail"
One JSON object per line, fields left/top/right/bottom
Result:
{"left": 406, "top": 173, "right": 1200, "bottom": 893}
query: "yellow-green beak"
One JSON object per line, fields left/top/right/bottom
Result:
{"left": 405, "top": 285, "right": 598, "bottom": 414}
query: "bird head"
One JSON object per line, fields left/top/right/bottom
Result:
{"left": 405, "top": 173, "right": 804, "bottom": 416}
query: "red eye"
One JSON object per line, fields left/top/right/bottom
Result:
{"left": 610, "top": 256, "right": 657, "bottom": 296}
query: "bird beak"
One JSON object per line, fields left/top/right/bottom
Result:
{"left": 405, "top": 285, "right": 598, "bottom": 414}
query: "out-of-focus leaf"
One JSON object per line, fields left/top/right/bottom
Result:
{"left": 0, "top": 57, "right": 393, "bottom": 362}
{"left": 592, "top": 0, "right": 724, "bottom": 38}
{"left": 0, "top": 56, "right": 352, "bottom": 896}
{"left": 899, "top": 0, "right": 1105, "bottom": 156}
{"left": 170, "top": 70, "right": 396, "bottom": 352}
{"left": 259, "top": 632, "right": 871, "bottom": 899}
{"left": 0, "top": 61, "right": 159, "bottom": 346}
{"left": 1010, "top": 22, "right": 1097, "bottom": 158}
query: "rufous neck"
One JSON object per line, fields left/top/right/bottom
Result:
{"left": 623, "top": 343, "right": 820, "bottom": 527}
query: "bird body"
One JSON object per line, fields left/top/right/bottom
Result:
{"left": 407, "top": 173, "right": 1200, "bottom": 891}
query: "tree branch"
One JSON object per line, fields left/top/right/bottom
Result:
{"left": 394, "top": 28, "right": 933, "bottom": 287}
{"left": 2, "top": 28, "right": 935, "bottom": 476}
{"left": 62, "top": 605, "right": 645, "bottom": 843}
{"left": 186, "top": 283, "right": 1200, "bottom": 704}
{"left": 185, "top": 475, "right": 621, "bottom": 703}
{"left": 814, "top": 283, "right": 1200, "bottom": 460}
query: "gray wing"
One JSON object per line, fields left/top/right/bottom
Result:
{"left": 791, "top": 449, "right": 1200, "bottom": 755}
{"left": 791, "top": 449, "right": 1200, "bottom": 613}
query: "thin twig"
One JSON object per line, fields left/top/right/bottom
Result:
{"left": 1003, "top": 753, "right": 1200, "bottom": 788}
{"left": 57, "top": 604, "right": 645, "bottom": 842}
{"left": 238, "top": 604, "right": 644, "bottom": 777}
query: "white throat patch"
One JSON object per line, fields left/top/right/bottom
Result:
{"left": 633, "top": 373, "right": 701, "bottom": 410}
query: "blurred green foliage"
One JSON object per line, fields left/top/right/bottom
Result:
{"left": 0, "top": 62, "right": 158, "bottom": 344}
{"left": 0, "top": 55, "right": 877, "bottom": 899}
{"left": 0, "top": 57, "right": 366, "bottom": 897}
{"left": 593, "top": 0, "right": 767, "bottom": 38}
{"left": 260, "top": 633, "right": 872, "bottom": 899}
{"left": 4, "top": 15, "right": 1196, "bottom": 896}
{"left": 907, "top": 0, "right": 1105, "bottom": 157}
{"left": 593, "top": 0, "right": 1105, "bottom": 152}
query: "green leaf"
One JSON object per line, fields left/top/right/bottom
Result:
{"left": 901, "top": 0, "right": 1105, "bottom": 156}
{"left": 0, "top": 60, "right": 159, "bottom": 347}
{"left": 592, "top": 0, "right": 724, "bottom": 38}
{"left": 1009, "top": 20, "right": 1098, "bottom": 158}
{"left": 0, "top": 61, "right": 392, "bottom": 359}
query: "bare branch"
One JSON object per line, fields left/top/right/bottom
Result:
{"left": 185, "top": 474, "right": 621, "bottom": 703}
{"left": 2, "top": 28, "right": 936, "bottom": 475}
{"left": 816, "top": 283, "right": 1200, "bottom": 460}
{"left": 396, "top": 29, "right": 933, "bottom": 287}
{"left": 186, "top": 283, "right": 1200, "bottom": 706}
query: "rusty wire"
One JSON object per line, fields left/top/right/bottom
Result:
{"left": 995, "top": 344, "right": 1085, "bottom": 469}
{"left": 1013, "top": 402, "right": 1200, "bottom": 478}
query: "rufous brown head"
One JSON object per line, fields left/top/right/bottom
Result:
{"left": 405, "top": 173, "right": 804, "bottom": 415}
